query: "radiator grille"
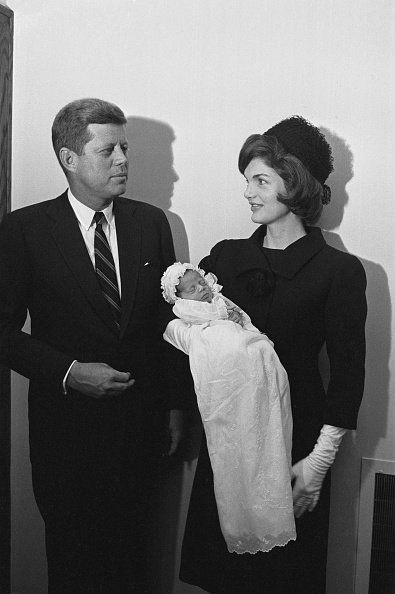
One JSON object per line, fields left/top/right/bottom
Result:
{"left": 368, "top": 472, "right": 395, "bottom": 593}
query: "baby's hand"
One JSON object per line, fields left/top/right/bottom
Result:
{"left": 226, "top": 307, "right": 244, "bottom": 326}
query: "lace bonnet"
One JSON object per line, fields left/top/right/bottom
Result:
{"left": 161, "top": 262, "right": 221, "bottom": 304}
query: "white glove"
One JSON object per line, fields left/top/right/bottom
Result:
{"left": 292, "top": 424, "right": 347, "bottom": 518}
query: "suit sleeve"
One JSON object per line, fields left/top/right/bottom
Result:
{"left": 324, "top": 255, "right": 367, "bottom": 428}
{"left": 0, "top": 212, "right": 74, "bottom": 386}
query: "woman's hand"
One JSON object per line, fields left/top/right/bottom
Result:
{"left": 292, "top": 425, "right": 347, "bottom": 518}
{"left": 291, "top": 458, "right": 325, "bottom": 518}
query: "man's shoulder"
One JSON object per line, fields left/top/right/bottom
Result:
{"left": 117, "top": 196, "right": 163, "bottom": 212}
{"left": 7, "top": 192, "right": 67, "bottom": 220}
{"left": 115, "top": 196, "right": 167, "bottom": 220}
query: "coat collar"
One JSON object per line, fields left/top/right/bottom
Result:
{"left": 233, "top": 225, "right": 326, "bottom": 279}
{"left": 46, "top": 192, "right": 140, "bottom": 337}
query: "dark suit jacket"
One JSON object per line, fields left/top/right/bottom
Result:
{"left": 0, "top": 191, "right": 187, "bottom": 523}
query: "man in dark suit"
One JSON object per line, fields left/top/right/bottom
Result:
{"left": 0, "top": 98, "right": 188, "bottom": 593}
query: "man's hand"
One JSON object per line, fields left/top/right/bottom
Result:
{"left": 67, "top": 361, "right": 135, "bottom": 399}
{"left": 167, "top": 409, "right": 185, "bottom": 455}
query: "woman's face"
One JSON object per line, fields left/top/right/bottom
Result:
{"left": 176, "top": 270, "right": 213, "bottom": 302}
{"left": 243, "top": 158, "right": 290, "bottom": 226}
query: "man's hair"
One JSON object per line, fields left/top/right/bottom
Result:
{"left": 52, "top": 98, "right": 127, "bottom": 171}
{"left": 238, "top": 134, "right": 327, "bottom": 224}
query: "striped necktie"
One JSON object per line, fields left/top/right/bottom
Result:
{"left": 93, "top": 212, "right": 121, "bottom": 329}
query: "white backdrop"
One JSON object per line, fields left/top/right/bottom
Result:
{"left": 6, "top": 0, "right": 395, "bottom": 592}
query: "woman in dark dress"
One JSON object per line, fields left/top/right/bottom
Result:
{"left": 180, "top": 116, "right": 367, "bottom": 593}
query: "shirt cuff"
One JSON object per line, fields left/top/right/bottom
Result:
{"left": 62, "top": 360, "right": 77, "bottom": 394}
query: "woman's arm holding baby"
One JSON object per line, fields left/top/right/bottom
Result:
{"left": 163, "top": 318, "right": 197, "bottom": 355}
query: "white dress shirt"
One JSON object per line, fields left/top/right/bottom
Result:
{"left": 68, "top": 190, "right": 122, "bottom": 295}
{"left": 63, "top": 190, "right": 122, "bottom": 392}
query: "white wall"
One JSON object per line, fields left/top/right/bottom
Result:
{"left": 8, "top": 1, "right": 395, "bottom": 593}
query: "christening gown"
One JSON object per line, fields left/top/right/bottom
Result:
{"left": 164, "top": 293, "right": 296, "bottom": 554}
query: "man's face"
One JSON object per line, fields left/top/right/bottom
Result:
{"left": 73, "top": 123, "right": 129, "bottom": 208}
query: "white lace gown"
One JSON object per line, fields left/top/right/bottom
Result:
{"left": 164, "top": 295, "right": 296, "bottom": 554}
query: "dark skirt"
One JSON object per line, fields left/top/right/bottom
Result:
{"left": 180, "top": 434, "right": 331, "bottom": 594}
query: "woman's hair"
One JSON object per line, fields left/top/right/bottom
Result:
{"left": 239, "top": 127, "right": 331, "bottom": 224}
{"left": 52, "top": 98, "right": 127, "bottom": 171}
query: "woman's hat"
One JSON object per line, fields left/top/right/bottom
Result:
{"left": 264, "top": 116, "right": 333, "bottom": 185}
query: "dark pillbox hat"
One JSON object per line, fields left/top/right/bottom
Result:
{"left": 264, "top": 115, "right": 333, "bottom": 185}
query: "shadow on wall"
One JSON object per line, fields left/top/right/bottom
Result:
{"left": 125, "top": 116, "right": 201, "bottom": 593}
{"left": 318, "top": 128, "right": 391, "bottom": 594}
{"left": 319, "top": 127, "right": 353, "bottom": 232}
{"left": 125, "top": 116, "right": 190, "bottom": 262}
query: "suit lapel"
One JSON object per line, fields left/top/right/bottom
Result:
{"left": 113, "top": 198, "right": 141, "bottom": 337}
{"left": 46, "top": 192, "right": 118, "bottom": 334}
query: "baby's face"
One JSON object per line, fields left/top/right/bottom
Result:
{"left": 177, "top": 270, "right": 213, "bottom": 302}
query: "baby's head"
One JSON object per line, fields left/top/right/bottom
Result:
{"left": 176, "top": 270, "right": 213, "bottom": 303}
{"left": 161, "top": 262, "right": 218, "bottom": 304}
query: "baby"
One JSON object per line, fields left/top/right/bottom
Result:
{"left": 175, "top": 267, "right": 244, "bottom": 323}
{"left": 161, "top": 263, "right": 296, "bottom": 554}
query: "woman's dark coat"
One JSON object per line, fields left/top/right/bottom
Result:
{"left": 180, "top": 225, "right": 367, "bottom": 594}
